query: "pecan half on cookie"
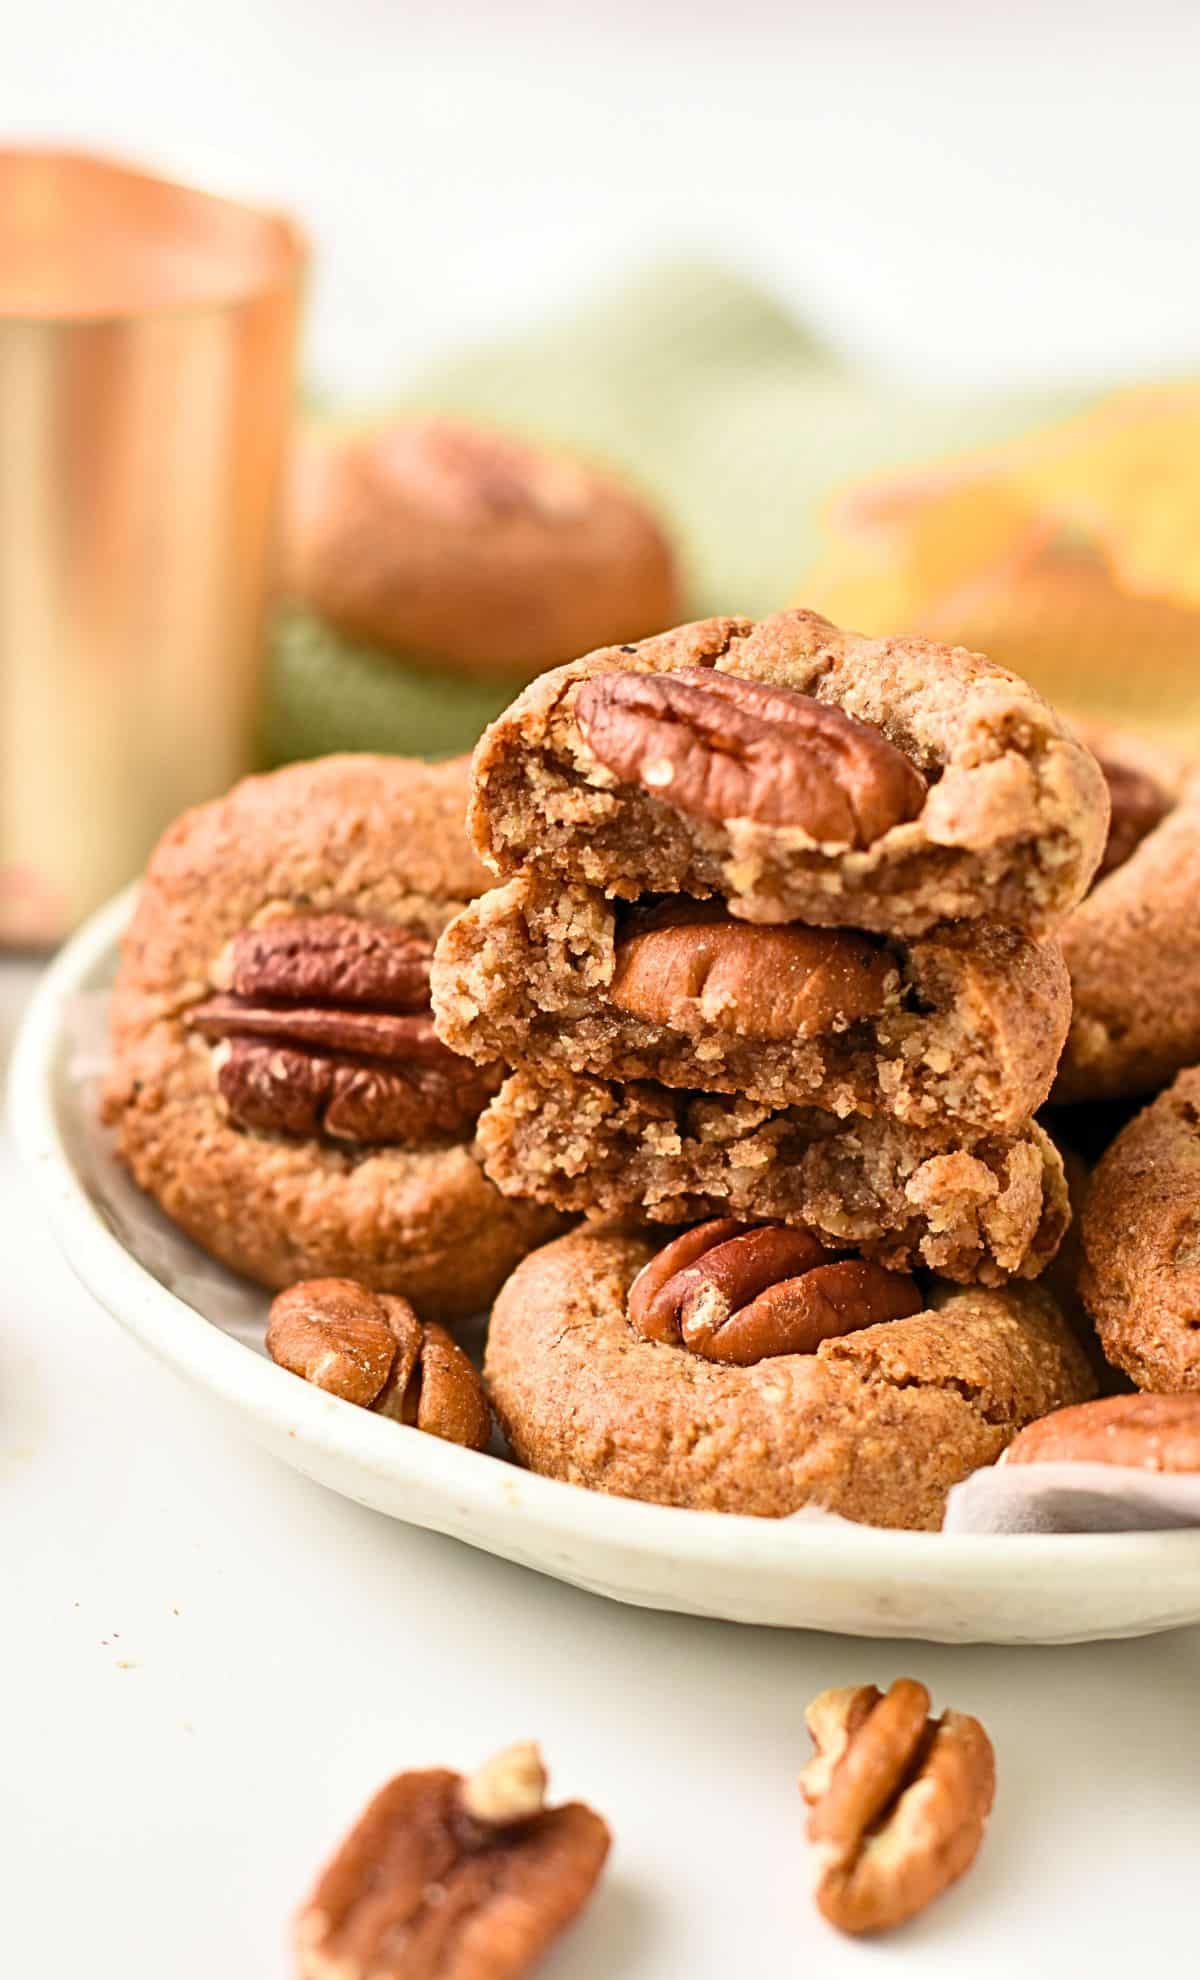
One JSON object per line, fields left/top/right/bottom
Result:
{"left": 103, "top": 756, "right": 559, "bottom": 1316}
{"left": 467, "top": 610, "right": 1108, "bottom": 935}
{"left": 484, "top": 1226, "right": 1095, "bottom": 1526}
{"left": 295, "top": 1742, "right": 610, "bottom": 1980}
{"left": 187, "top": 914, "right": 496, "bottom": 1145}
{"left": 432, "top": 875, "right": 1070, "bottom": 1133}
{"left": 800, "top": 1680, "right": 996, "bottom": 1934}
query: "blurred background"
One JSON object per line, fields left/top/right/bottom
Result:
{"left": 5, "top": 0, "right": 1200, "bottom": 939}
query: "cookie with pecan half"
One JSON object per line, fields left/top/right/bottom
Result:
{"left": 1053, "top": 719, "right": 1200, "bottom": 1103}
{"left": 433, "top": 871, "right": 1069, "bottom": 1133}
{"left": 476, "top": 1067, "right": 1069, "bottom": 1286}
{"left": 103, "top": 756, "right": 559, "bottom": 1319}
{"left": 467, "top": 610, "right": 1108, "bottom": 937}
{"left": 484, "top": 1225, "right": 1094, "bottom": 1526}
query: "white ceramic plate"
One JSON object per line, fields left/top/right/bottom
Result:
{"left": 11, "top": 889, "right": 1200, "bottom": 1644}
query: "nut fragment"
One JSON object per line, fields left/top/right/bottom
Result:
{"left": 1006, "top": 1392, "right": 1200, "bottom": 1471}
{"left": 1093, "top": 756, "right": 1173, "bottom": 879}
{"left": 188, "top": 912, "right": 496, "bottom": 1146}
{"left": 628, "top": 1220, "right": 924, "bottom": 1364}
{"left": 295, "top": 1745, "right": 611, "bottom": 1980}
{"left": 800, "top": 1679, "right": 995, "bottom": 1936}
{"left": 575, "top": 666, "right": 926, "bottom": 844}
{"left": 268, "top": 1279, "right": 492, "bottom": 1450}
{"left": 610, "top": 898, "right": 893, "bottom": 1040}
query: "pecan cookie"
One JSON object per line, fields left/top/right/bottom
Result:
{"left": 468, "top": 610, "right": 1108, "bottom": 936}
{"left": 1053, "top": 721, "right": 1200, "bottom": 1102}
{"left": 103, "top": 756, "right": 558, "bottom": 1319}
{"left": 433, "top": 872, "right": 1069, "bottom": 1133}
{"left": 484, "top": 1225, "right": 1094, "bottom": 1526}
{"left": 1079, "top": 1068, "right": 1200, "bottom": 1391}
{"left": 267, "top": 417, "right": 682, "bottom": 764}
{"left": 1006, "top": 1393, "right": 1200, "bottom": 1470}
{"left": 477, "top": 1069, "right": 1069, "bottom": 1285}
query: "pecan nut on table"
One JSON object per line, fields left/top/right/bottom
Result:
{"left": 295, "top": 1743, "right": 610, "bottom": 1980}
{"left": 800, "top": 1679, "right": 996, "bottom": 1936}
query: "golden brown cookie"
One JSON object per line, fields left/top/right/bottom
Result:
{"left": 468, "top": 610, "right": 1108, "bottom": 937}
{"left": 1055, "top": 721, "right": 1200, "bottom": 1102}
{"left": 1079, "top": 1069, "right": 1200, "bottom": 1391}
{"left": 485, "top": 1225, "right": 1095, "bottom": 1527}
{"left": 432, "top": 872, "right": 1070, "bottom": 1133}
{"left": 103, "top": 755, "right": 558, "bottom": 1319}
{"left": 1006, "top": 1393, "right": 1200, "bottom": 1470}
{"left": 283, "top": 417, "right": 682, "bottom": 681}
{"left": 477, "top": 1067, "right": 1069, "bottom": 1286}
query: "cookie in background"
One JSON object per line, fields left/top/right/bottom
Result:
{"left": 799, "top": 381, "right": 1200, "bottom": 746}
{"left": 263, "top": 416, "right": 682, "bottom": 763}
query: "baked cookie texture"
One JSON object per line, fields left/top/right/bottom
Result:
{"left": 103, "top": 755, "right": 558, "bottom": 1320}
{"left": 468, "top": 611, "right": 1109, "bottom": 936}
{"left": 477, "top": 1069, "right": 1068, "bottom": 1285}
{"left": 284, "top": 417, "right": 682, "bottom": 680}
{"left": 432, "top": 873, "right": 1070, "bottom": 1132}
{"left": 1055, "top": 762, "right": 1200, "bottom": 1103}
{"left": 484, "top": 1227, "right": 1095, "bottom": 1527}
{"left": 1080, "top": 1069, "right": 1200, "bottom": 1392}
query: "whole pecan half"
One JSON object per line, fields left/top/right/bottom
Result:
{"left": 575, "top": 666, "right": 926, "bottom": 844}
{"left": 1005, "top": 1392, "right": 1200, "bottom": 1471}
{"left": 186, "top": 914, "right": 496, "bottom": 1145}
{"left": 800, "top": 1679, "right": 996, "bottom": 1936}
{"left": 1093, "top": 755, "right": 1173, "bottom": 880}
{"left": 610, "top": 898, "right": 893, "bottom": 1040}
{"left": 627, "top": 1219, "right": 924, "bottom": 1364}
{"left": 267, "top": 1278, "right": 492, "bottom": 1449}
{"left": 295, "top": 1743, "right": 610, "bottom": 1980}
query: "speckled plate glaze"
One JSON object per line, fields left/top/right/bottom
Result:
{"left": 11, "top": 889, "right": 1200, "bottom": 1644}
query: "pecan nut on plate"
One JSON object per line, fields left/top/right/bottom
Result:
{"left": 800, "top": 1680, "right": 996, "bottom": 1935}
{"left": 295, "top": 1743, "right": 610, "bottom": 1980}
{"left": 103, "top": 756, "right": 559, "bottom": 1317}
{"left": 267, "top": 1278, "right": 491, "bottom": 1449}
{"left": 467, "top": 610, "right": 1108, "bottom": 936}
{"left": 484, "top": 1225, "right": 1095, "bottom": 1528}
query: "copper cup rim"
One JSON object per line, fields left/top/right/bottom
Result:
{"left": 0, "top": 144, "right": 307, "bottom": 326}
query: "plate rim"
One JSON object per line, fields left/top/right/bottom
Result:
{"left": 10, "top": 885, "right": 1200, "bottom": 1599}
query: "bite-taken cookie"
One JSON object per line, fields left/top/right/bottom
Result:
{"left": 1079, "top": 1069, "right": 1200, "bottom": 1392}
{"left": 103, "top": 756, "right": 558, "bottom": 1320}
{"left": 266, "top": 417, "right": 683, "bottom": 763}
{"left": 1054, "top": 721, "right": 1200, "bottom": 1102}
{"left": 468, "top": 610, "right": 1109, "bottom": 936}
{"left": 433, "top": 873, "right": 1070, "bottom": 1133}
{"left": 485, "top": 1224, "right": 1095, "bottom": 1527}
{"left": 477, "top": 1068, "right": 1069, "bottom": 1285}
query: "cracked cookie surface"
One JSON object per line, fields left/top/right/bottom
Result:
{"left": 484, "top": 1226, "right": 1094, "bottom": 1526}
{"left": 468, "top": 610, "right": 1108, "bottom": 936}
{"left": 476, "top": 1068, "right": 1068, "bottom": 1285}
{"left": 103, "top": 754, "right": 559, "bottom": 1319}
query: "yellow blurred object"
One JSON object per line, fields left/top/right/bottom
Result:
{"left": 801, "top": 382, "right": 1200, "bottom": 741}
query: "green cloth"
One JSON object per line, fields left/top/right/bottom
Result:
{"left": 263, "top": 262, "right": 1083, "bottom": 763}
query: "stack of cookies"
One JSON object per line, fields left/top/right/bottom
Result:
{"left": 432, "top": 609, "right": 1109, "bottom": 1526}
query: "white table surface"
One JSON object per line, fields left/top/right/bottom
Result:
{"left": 7, "top": 5, "right": 1200, "bottom": 1973}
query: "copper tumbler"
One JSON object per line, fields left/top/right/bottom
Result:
{"left": 0, "top": 149, "right": 306, "bottom": 944}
